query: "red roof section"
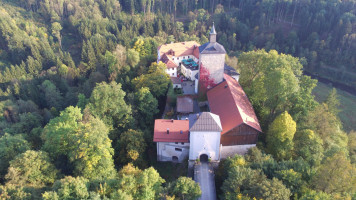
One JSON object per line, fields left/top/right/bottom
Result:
{"left": 161, "top": 54, "right": 178, "bottom": 69}
{"left": 153, "top": 119, "right": 189, "bottom": 142}
{"left": 207, "top": 74, "right": 262, "bottom": 134}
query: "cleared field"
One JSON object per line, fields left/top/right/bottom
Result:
{"left": 312, "top": 82, "right": 356, "bottom": 132}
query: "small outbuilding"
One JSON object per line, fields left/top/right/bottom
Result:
{"left": 177, "top": 95, "right": 194, "bottom": 114}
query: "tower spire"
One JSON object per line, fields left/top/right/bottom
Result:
{"left": 210, "top": 22, "right": 217, "bottom": 43}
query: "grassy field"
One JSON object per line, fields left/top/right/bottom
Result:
{"left": 312, "top": 82, "right": 356, "bottom": 132}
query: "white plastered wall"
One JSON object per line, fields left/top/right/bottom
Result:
{"left": 189, "top": 131, "right": 221, "bottom": 161}
{"left": 157, "top": 142, "right": 190, "bottom": 163}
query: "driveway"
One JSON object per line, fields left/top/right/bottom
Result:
{"left": 194, "top": 162, "right": 217, "bottom": 200}
{"left": 182, "top": 81, "right": 195, "bottom": 94}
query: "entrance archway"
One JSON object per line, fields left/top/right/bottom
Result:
{"left": 199, "top": 154, "right": 209, "bottom": 163}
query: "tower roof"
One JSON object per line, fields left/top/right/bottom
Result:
{"left": 199, "top": 42, "right": 226, "bottom": 54}
{"left": 189, "top": 112, "right": 222, "bottom": 132}
{"left": 210, "top": 22, "right": 217, "bottom": 35}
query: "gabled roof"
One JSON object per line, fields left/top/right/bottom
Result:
{"left": 153, "top": 119, "right": 189, "bottom": 142}
{"left": 158, "top": 41, "right": 200, "bottom": 58}
{"left": 199, "top": 42, "right": 226, "bottom": 54}
{"left": 207, "top": 74, "right": 262, "bottom": 134}
{"left": 190, "top": 112, "right": 222, "bottom": 132}
{"left": 161, "top": 54, "right": 178, "bottom": 69}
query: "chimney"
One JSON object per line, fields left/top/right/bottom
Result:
{"left": 196, "top": 113, "right": 199, "bottom": 119}
{"left": 167, "top": 128, "right": 169, "bottom": 134}
{"left": 185, "top": 117, "right": 188, "bottom": 120}
{"left": 224, "top": 84, "right": 228, "bottom": 88}
{"left": 171, "top": 119, "right": 174, "bottom": 122}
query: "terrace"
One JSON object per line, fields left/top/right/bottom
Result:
{"left": 181, "top": 58, "right": 198, "bottom": 71}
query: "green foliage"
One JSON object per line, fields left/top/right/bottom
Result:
{"left": 42, "top": 106, "right": 116, "bottom": 180}
{"left": 304, "top": 104, "right": 349, "bottom": 156}
{"left": 312, "top": 153, "right": 356, "bottom": 194}
{"left": 325, "top": 88, "right": 341, "bottom": 116}
{"left": 221, "top": 166, "right": 291, "bottom": 200}
{"left": 119, "top": 129, "right": 147, "bottom": 166}
{"left": 239, "top": 49, "right": 317, "bottom": 125}
{"left": 87, "top": 81, "right": 132, "bottom": 129}
{"left": 299, "top": 189, "right": 332, "bottom": 200}
{"left": 266, "top": 111, "right": 296, "bottom": 160}
{"left": 0, "top": 133, "right": 31, "bottom": 179}
{"left": 169, "top": 177, "right": 201, "bottom": 200}
{"left": 132, "top": 62, "right": 170, "bottom": 97}
{"left": 112, "top": 164, "right": 165, "bottom": 200}
{"left": 127, "top": 49, "right": 140, "bottom": 67}
{"left": 51, "top": 176, "right": 89, "bottom": 200}
{"left": 293, "top": 129, "right": 324, "bottom": 166}
{"left": 40, "top": 80, "right": 64, "bottom": 110}
{"left": 135, "top": 87, "right": 159, "bottom": 126}
{"left": 6, "top": 150, "right": 58, "bottom": 187}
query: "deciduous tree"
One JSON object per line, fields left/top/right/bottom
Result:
{"left": 266, "top": 111, "right": 296, "bottom": 160}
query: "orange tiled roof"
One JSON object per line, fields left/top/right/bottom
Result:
{"left": 158, "top": 41, "right": 200, "bottom": 58}
{"left": 161, "top": 54, "right": 178, "bottom": 69}
{"left": 153, "top": 119, "right": 189, "bottom": 142}
{"left": 207, "top": 74, "right": 262, "bottom": 134}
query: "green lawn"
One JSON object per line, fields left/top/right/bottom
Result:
{"left": 312, "top": 82, "right": 356, "bottom": 132}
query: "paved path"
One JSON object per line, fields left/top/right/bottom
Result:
{"left": 194, "top": 162, "right": 217, "bottom": 200}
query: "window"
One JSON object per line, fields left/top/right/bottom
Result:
{"left": 175, "top": 148, "right": 182, "bottom": 152}
{"left": 172, "top": 73, "right": 174, "bottom": 76}
{"left": 181, "top": 142, "right": 184, "bottom": 145}
{"left": 175, "top": 142, "right": 178, "bottom": 144}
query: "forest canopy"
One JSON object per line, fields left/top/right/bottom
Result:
{"left": 0, "top": 0, "right": 355, "bottom": 199}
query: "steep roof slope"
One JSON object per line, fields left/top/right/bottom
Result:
{"left": 199, "top": 42, "right": 226, "bottom": 54}
{"left": 207, "top": 74, "right": 262, "bottom": 134}
{"left": 190, "top": 112, "right": 222, "bottom": 132}
{"left": 153, "top": 119, "right": 189, "bottom": 142}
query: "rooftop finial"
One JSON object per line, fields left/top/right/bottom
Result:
{"left": 210, "top": 22, "right": 217, "bottom": 35}
{"left": 209, "top": 22, "right": 217, "bottom": 43}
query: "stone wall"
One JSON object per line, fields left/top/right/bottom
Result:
{"left": 157, "top": 142, "right": 190, "bottom": 163}
{"left": 199, "top": 53, "right": 225, "bottom": 84}
{"left": 220, "top": 144, "right": 256, "bottom": 159}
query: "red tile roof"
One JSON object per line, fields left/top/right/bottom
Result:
{"left": 207, "top": 74, "right": 262, "bottom": 135}
{"left": 153, "top": 119, "right": 189, "bottom": 142}
{"left": 158, "top": 41, "right": 200, "bottom": 58}
{"left": 171, "top": 77, "right": 182, "bottom": 84}
{"left": 161, "top": 54, "right": 178, "bottom": 69}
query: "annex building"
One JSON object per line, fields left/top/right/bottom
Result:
{"left": 154, "top": 24, "right": 261, "bottom": 163}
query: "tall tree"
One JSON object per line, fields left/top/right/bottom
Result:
{"left": 132, "top": 62, "right": 170, "bottom": 97}
{"left": 169, "top": 177, "right": 201, "bottom": 200}
{"left": 325, "top": 88, "right": 340, "bottom": 116}
{"left": 267, "top": 111, "right": 296, "bottom": 160}
{"left": 6, "top": 150, "right": 58, "bottom": 187}
{"left": 87, "top": 81, "right": 132, "bottom": 129}
{"left": 51, "top": 22, "right": 62, "bottom": 49}
{"left": 312, "top": 153, "right": 356, "bottom": 194}
{"left": 42, "top": 106, "right": 117, "bottom": 180}
{"left": 0, "top": 134, "right": 31, "bottom": 179}
{"left": 119, "top": 129, "right": 147, "bottom": 166}
{"left": 293, "top": 129, "right": 324, "bottom": 166}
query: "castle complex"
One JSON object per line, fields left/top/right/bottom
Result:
{"left": 154, "top": 24, "right": 261, "bottom": 163}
